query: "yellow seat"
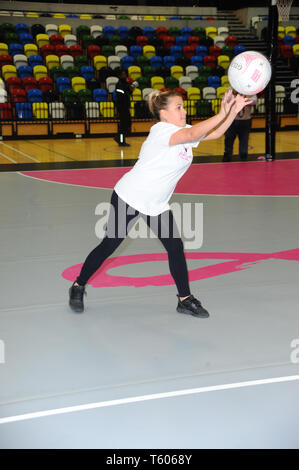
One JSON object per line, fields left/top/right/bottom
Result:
{"left": 170, "top": 65, "right": 184, "bottom": 79}
{"left": 45, "top": 54, "right": 60, "bottom": 70}
{"left": 131, "top": 88, "right": 142, "bottom": 101}
{"left": 36, "top": 34, "right": 50, "bottom": 49}
{"left": 71, "top": 76, "right": 86, "bottom": 93}
{"left": 26, "top": 12, "right": 39, "bottom": 17}
{"left": 0, "top": 43, "right": 9, "bottom": 55}
{"left": 2, "top": 65, "right": 17, "bottom": 81}
{"left": 293, "top": 44, "right": 299, "bottom": 55}
{"left": 187, "top": 87, "right": 201, "bottom": 100}
{"left": 216, "top": 86, "right": 229, "bottom": 99}
{"left": 156, "top": 16, "right": 166, "bottom": 21}
{"left": 80, "top": 14, "right": 92, "bottom": 20}
{"left": 206, "top": 26, "right": 217, "bottom": 39}
{"left": 143, "top": 16, "right": 155, "bottom": 20}
{"left": 93, "top": 55, "right": 107, "bottom": 71}
{"left": 32, "top": 102, "right": 48, "bottom": 119}
{"left": 33, "top": 65, "right": 48, "bottom": 81}
{"left": 221, "top": 75, "right": 230, "bottom": 87}
{"left": 278, "top": 26, "right": 285, "bottom": 38}
{"left": 99, "top": 102, "right": 115, "bottom": 118}
{"left": 53, "top": 13, "right": 66, "bottom": 19}
{"left": 143, "top": 45, "right": 155, "bottom": 59}
{"left": 151, "top": 76, "right": 164, "bottom": 90}
{"left": 212, "top": 98, "right": 220, "bottom": 114}
{"left": 128, "top": 65, "right": 142, "bottom": 80}
{"left": 24, "top": 43, "right": 38, "bottom": 57}
{"left": 130, "top": 101, "right": 135, "bottom": 117}
{"left": 184, "top": 100, "right": 196, "bottom": 116}
{"left": 286, "top": 25, "right": 296, "bottom": 37}
{"left": 217, "top": 55, "right": 230, "bottom": 70}
{"left": 58, "top": 24, "right": 72, "bottom": 37}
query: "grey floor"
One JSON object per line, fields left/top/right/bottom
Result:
{"left": 1, "top": 170, "right": 299, "bottom": 449}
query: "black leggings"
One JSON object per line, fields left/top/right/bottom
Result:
{"left": 76, "top": 191, "right": 191, "bottom": 297}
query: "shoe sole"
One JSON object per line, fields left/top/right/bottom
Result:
{"left": 69, "top": 288, "right": 84, "bottom": 313}
{"left": 176, "top": 306, "right": 209, "bottom": 318}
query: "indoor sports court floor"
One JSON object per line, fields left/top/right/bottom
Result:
{"left": 0, "top": 132, "right": 299, "bottom": 449}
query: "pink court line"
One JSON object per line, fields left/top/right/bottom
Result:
{"left": 0, "top": 374, "right": 299, "bottom": 424}
{"left": 20, "top": 159, "right": 299, "bottom": 196}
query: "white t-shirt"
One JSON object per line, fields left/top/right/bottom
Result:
{"left": 114, "top": 121, "right": 204, "bottom": 216}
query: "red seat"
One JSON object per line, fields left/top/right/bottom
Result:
{"left": 173, "top": 87, "right": 187, "bottom": 100}
{"left": 203, "top": 55, "right": 217, "bottom": 68}
{"left": 49, "top": 34, "right": 64, "bottom": 46}
{"left": 295, "top": 35, "right": 299, "bottom": 44}
{"left": 5, "top": 76, "right": 22, "bottom": 94}
{"left": 225, "top": 35, "right": 238, "bottom": 48}
{"left": 280, "top": 44, "right": 293, "bottom": 59}
{"left": 206, "top": 16, "right": 216, "bottom": 20}
{"left": 69, "top": 44, "right": 83, "bottom": 57}
{"left": 55, "top": 44, "right": 69, "bottom": 57}
{"left": 0, "top": 103, "right": 12, "bottom": 119}
{"left": 0, "top": 54, "right": 13, "bottom": 67}
{"left": 163, "top": 35, "right": 175, "bottom": 48}
{"left": 40, "top": 44, "right": 55, "bottom": 58}
{"left": 188, "top": 36, "right": 200, "bottom": 47}
{"left": 136, "top": 35, "right": 149, "bottom": 48}
{"left": 38, "top": 76, "right": 53, "bottom": 93}
{"left": 183, "top": 45, "right": 195, "bottom": 59}
{"left": 11, "top": 88, "right": 27, "bottom": 103}
{"left": 23, "top": 76, "right": 38, "bottom": 92}
{"left": 209, "top": 45, "right": 222, "bottom": 58}
{"left": 87, "top": 45, "right": 101, "bottom": 59}
{"left": 156, "top": 27, "right": 168, "bottom": 38}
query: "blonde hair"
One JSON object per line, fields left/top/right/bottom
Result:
{"left": 147, "top": 89, "right": 183, "bottom": 120}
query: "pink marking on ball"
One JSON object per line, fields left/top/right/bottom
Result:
{"left": 251, "top": 68, "right": 261, "bottom": 83}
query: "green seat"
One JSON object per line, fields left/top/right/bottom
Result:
{"left": 74, "top": 55, "right": 88, "bottom": 68}
{"left": 165, "top": 76, "right": 179, "bottom": 90}
{"left": 101, "top": 45, "right": 114, "bottom": 57}
{"left": 136, "top": 76, "right": 150, "bottom": 90}
{"left": 193, "top": 27, "right": 206, "bottom": 39}
{"left": 62, "top": 88, "right": 78, "bottom": 104}
{"left": 81, "top": 34, "right": 95, "bottom": 49}
{"left": 193, "top": 75, "right": 208, "bottom": 90}
{"left": 168, "top": 27, "right": 180, "bottom": 37}
{"left": 196, "top": 99, "right": 212, "bottom": 117}
{"left": 221, "top": 46, "right": 234, "bottom": 59}
{"left": 77, "top": 88, "right": 92, "bottom": 103}
{"left": 76, "top": 25, "right": 90, "bottom": 40}
{"left": 198, "top": 65, "right": 211, "bottom": 77}
{"left": 66, "top": 66, "right": 80, "bottom": 79}
{"left": 1, "top": 23, "right": 15, "bottom": 34}
{"left": 143, "top": 65, "right": 156, "bottom": 78}
{"left": 119, "top": 15, "right": 130, "bottom": 20}
{"left": 5, "top": 32, "right": 19, "bottom": 44}
{"left": 109, "top": 35, "right": 121, "bottom": 48}
{"left": 136, "top": 55, "right": 149, "bottom": 69}
{"left": 50, "top": 66, "right": 65, "bottom": 81}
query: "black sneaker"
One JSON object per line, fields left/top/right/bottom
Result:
{"left": 69, "top": 283, "right": 86, "bottom": 313}
{"left": 176, "top": 295, "right": 209, "bottom": 318}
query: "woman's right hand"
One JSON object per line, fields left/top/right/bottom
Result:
{"left": 231, "top": 93, "right": 254, "bottom": 114}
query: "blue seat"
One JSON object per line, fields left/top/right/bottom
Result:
{"left": 56, "top": 77, "right": 71, "bottom": 93}
{"left": 176, "top": 36, "right": 188, "bottom": 48}
{"left": 194, "top": 16, "right": 204, "bottom": 20}
{"left": 28, "top": 54, "right": 43, "bottom": 67}
{"left": 18, "top": 33, "right": 33, "bottom": 45}
{"left": 283, "top": 35, "right": 295, "bottom": 46}
{"left": 18, "top": 65, "right": 33, "bottom": 80}
{"left": 103, "top": 26, "right": 116, "bottom": 38}
{"left": 170, "top": 45, "right": 183, "bottom": 59}
{"left": 207, "top": 75, "right": 221, "bottom": 89}
{"left": 121, "top": 56, "right": 135, "bottom": 70}
{"left": 15, "top": 102, "right": 32, "bottom": 119}
{"left": 149, "top": 55, "right": 163, "bottom": 69}
{"left": 15, "top": 23, "right": 30, "bottom": 34}
{"left": 66, "top": 14, "right": 79, "bottom": 18}
{"left": 191, "top": 55, "right": 203, "bottom": 67}
{"left": 234, "top": 45, "right": 246, "bottom": 56}
{"left": 143, "top": 27, "right": 155, "bottom": 38}
{"left": 195, "top": 45, "right": 208, "bottom": 58}
{"left": 181, "top": 27, "right": 192, "bottom": 37}
{"left": 93, "top": 88, "right": 108, "bottom": 102}
{"left": 9, "top": 43, "right": 24, "bottom": 56}
{"left": 80, "top": 65, "right": 94, "bottom": 80}
{"left": 163, "top": 55, "right": 176, "bottom": 68}
{"left": 118, "top": 26, "right": 129, "bottom": 39}
{"left": 27, "top": 88, "right": 43, "bottom": 102}
{"left": 170, "top": 16, "right": 180, "bottom": 20}
{"left": 129, "top": 45, "right": 142, "bottom": 58}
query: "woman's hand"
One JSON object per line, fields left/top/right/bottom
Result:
{"left": 231, "top": 93, "right": 255, "bottom": 114}
{"left": 219, "top": 88, "right": 236, "bottom": 116}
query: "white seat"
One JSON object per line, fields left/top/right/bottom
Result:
{"left": 107, "top": 55, "right": 121, "bottom": 70}
{"left": 45, "top": 24, "right": 59, "bottom": 37}
{"left": 85, "top": 101, "right": 100, "bottom": 118}
{"left": 12, "top": 12, "right": 24, "bottom": 17}
{"left": 218, "top": 26, "right": 229, "bottom": 38}
{"left": 179, "top": 76, "right": 192, "bottom": 91}
{"left": 13, "top": 54, "right": 28, "bottom": 69}
{"left": 105, "top": 15, "right": 116, "bottom": 20}
{"left": 0, "top": 89, "right": 8, "bottom": 103}
{"left": 251, "top": 16, "right": 261, "bottom": 29}
{"left": 257, "top": 97, "right": 265, "bottom": 113}
{"left": 64, "top": 34, "right": 77, "bottom": 47}
{"left": 185, "top": 65, "right": 198, "bottom": 81}
{"left": 214, "top": 36, "right": 225, "bottom": 48}
{"left": 142, "top": 87, "right": 154, "bottom": 100}
{"left": 275, "top": 84, "right": 286, "bottom": 98}
{"left": 202, "top": 86, "right": 217, "bottom": 100}
{"left": 49, "top": 102, "right": 65, "bottom": 119}
{"left": 60, "top": 55, "right": 74, "bottom": 69}
{"left": 90, "top": 25, "right": 103, "bottom": 38}
{"left": 106, "top": 76, "right": 119, "bottom": 93}
{"left": 0, "top": 11, "right": 10, "bottom": 17}
{"left": 115, "top": 45, "right": 128, "bottom": 58}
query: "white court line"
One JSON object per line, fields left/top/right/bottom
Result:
{"left": 1, "top": 374, "right": 299, "bottom": 425}
{"left": 0, "top": 142, "right": 40, "bottom": 163}
{"left": 0, "top": 150, "right": 17, "bottom": 163}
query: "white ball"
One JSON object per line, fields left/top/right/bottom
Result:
{"left": 227, "top": 50, "right": 272, "bottom": 95}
